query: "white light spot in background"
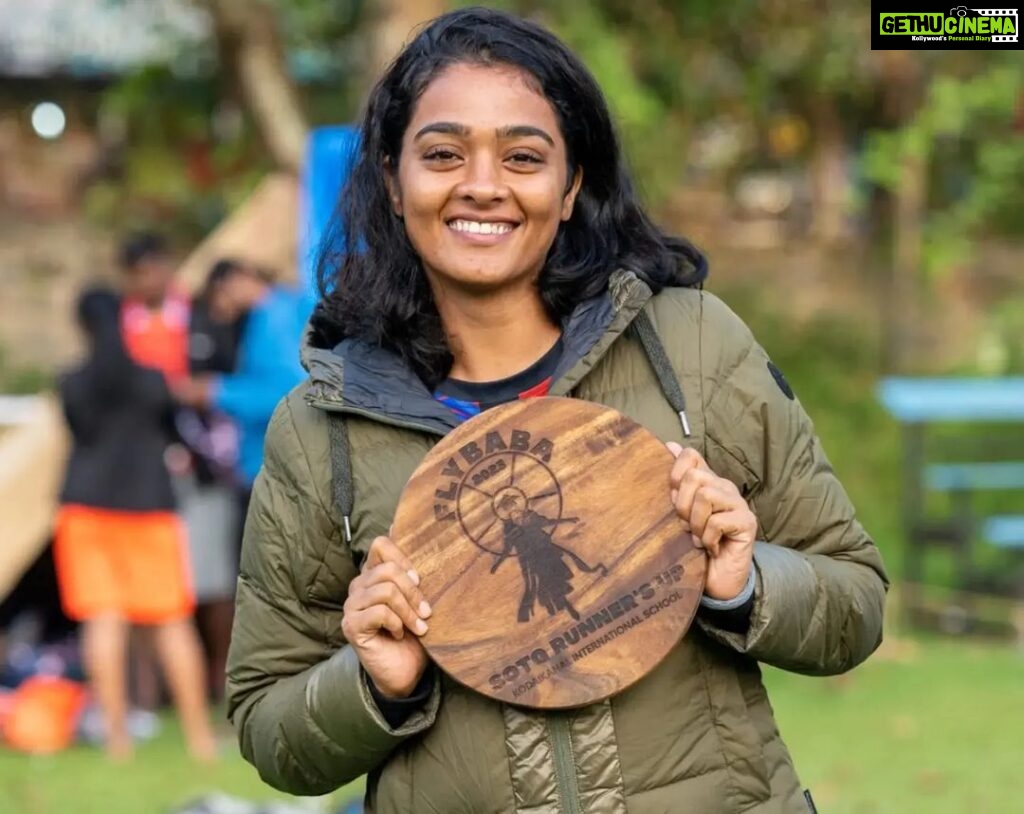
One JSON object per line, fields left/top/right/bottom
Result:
{"left": 31, "top": 102, "right": 66, "bottom": 139}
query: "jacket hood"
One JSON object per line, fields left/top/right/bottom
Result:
{"left": 302, "top": 270, "right": 654, "bottom": 435}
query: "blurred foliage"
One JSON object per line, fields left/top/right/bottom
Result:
{"left": 270, "top": 0, "right": 366, "bottom": 83}
{"left": 863, "top": 55, "right": 1024, "bottom": 277}
{"left": 88, "top": 64, "right": 268, "bottom": 240}
{"left": 87, "top": 0, "right": 369, "bottom": 241}
{"left": 972, "top": 293, "right": 1024, "bottom": 376}
{"left": 266, "top": 0, "right": 370, "bottom": 124}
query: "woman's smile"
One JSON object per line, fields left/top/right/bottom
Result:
{"left": 446, "top": 217, "right": 520, "bottom": 245}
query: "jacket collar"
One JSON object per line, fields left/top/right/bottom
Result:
{"left": 303, "top": 270, "right": 654, "bottom": 435}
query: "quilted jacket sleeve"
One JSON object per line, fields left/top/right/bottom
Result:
{"left": 696, "top": 293, "right": 889, "bottom": 675}
{"left": 226, "top": 393, "right": 440, "bottom": 795}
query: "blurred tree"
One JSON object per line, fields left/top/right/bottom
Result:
{"left": 90, "top": 0, "right": 370, "bottom": 238}
{"left": 863, "top": 54, "right": 1024, "bottom": 372}
{"left": 92, "top": 64, "right": 255, "bottom": 238}
{"left": 202, "top": 0, "right": 309, "bottom": 173}
{"left": 173, "top": 0, "right": 444, "bottom": 172}
{"left": 366, "top": 0, "right": 446, "bottom": 80}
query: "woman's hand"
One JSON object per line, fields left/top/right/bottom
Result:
{"left": 342, "top": 535, "right": 432, "bottom": 699}
{"left": 667, "top": 443, "right": 757, "bottom": 601}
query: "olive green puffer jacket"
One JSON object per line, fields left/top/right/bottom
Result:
{"left": 226, "top": 272, "right": 888, "bottom": 813}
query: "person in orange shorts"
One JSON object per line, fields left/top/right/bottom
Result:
{"left": 55, "top": 285, "right": 215, "bottom": 761}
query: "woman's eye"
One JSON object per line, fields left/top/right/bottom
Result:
{"left": 424, "top": 148, "right": 460, "bottom": 162}
{"left": 508, "top": 152, "right": 543, "bottom": 166}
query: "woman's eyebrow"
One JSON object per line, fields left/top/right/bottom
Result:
{"left": 497, "top": 125, "right": 554, "bottom": 147}
{"left": 413, "top": 121, "right": 555, "bottom": 148}
{"left": 414, "top": 121, "right": 469, "bottom": 140}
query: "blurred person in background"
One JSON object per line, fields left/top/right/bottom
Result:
{"left": 116, "top": 231, "right": 194, "bottom": 713}
{"left": 174, "top": 260, "right": 313, "bottom": 514}
{"left": 118, "top": 231, "right": 191, "bottom": 385}
{"left": 190, "top": 261, "right": 251, "bottom": 380}
{"left": 54, "top": 286, "right": 216, "bottom": 761}
{"left": 173, "top": 260, "right": 251, "bottom": 702}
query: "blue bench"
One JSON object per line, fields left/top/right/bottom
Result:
{"left": 925, "top": 462, "right": 1024, "bottom": 492}
{"left": 877, "top": 377, "right": 1024, "bottom": 596}
{"left": 923, "top": 464, "right": 1024, "bottom": 550}
{"left": 982, "top": 516, "right": 1024, "bottom": 550}
{"left": 877, "top": 377, "right": 1024, "bottom": 422}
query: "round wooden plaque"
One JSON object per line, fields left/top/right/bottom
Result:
{"left": 391, "top": 397, "right": 707, "bottom": 709}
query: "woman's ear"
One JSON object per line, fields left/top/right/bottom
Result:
{"left": 561, "top": 166, "right": 583, "bottom": 221}
{"left": 383, "top": 157, "right": 403, "bottom": 217}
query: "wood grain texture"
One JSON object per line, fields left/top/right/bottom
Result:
{"left": 392, "top": 397, "right": 706, "bottom": 709}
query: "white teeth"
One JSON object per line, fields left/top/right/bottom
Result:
{"left": 450, "top": 219, "right": 513, "bottom": 235}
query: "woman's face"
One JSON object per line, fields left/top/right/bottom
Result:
{"left": 390, "top": 63, "right": 581, "bottom": 295}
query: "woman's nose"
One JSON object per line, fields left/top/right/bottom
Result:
{"left": 455, "top": 155, "right": 508, "bottom": 203}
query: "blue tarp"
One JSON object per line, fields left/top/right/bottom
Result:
{"left": 297, "top": 125, "right": 361, "bottom": 299}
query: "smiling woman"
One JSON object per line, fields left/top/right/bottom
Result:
{"left": 387, "top": 62, "right": 583, "bottom": 379}
{"left": 226, "top": 7, "right": 888, "bottom": 814}
{"left": 309, "top": 9, "right": 706, "bottom": 387}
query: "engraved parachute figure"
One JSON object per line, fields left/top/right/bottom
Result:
{"left": 489, "top": 490, "right": 607, "bottom": 623}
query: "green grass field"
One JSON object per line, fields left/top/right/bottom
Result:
{"left": 0, "top": 634, "right": 1019, "bottom": 813}
{"left": 0, "top": 712, "right": 363, "bottom": 813}
{"left": 766, "top": 635, "right": 1023, "bottom": 813}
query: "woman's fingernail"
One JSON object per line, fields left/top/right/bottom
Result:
{"left": 419, "top": 600, "right": 432, "bottom": 617}
{"left": 407, "top": 570, "right": 420, "bottom": 586}
{"left": 416, "top": 619, "right": 428, "bottom": 635}
{"left": 670, "top": 490, "right": 678, "bottom": 503}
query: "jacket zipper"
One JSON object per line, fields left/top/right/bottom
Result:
{"left": 547, "top": 714, "right": 582, "bottom": 814}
